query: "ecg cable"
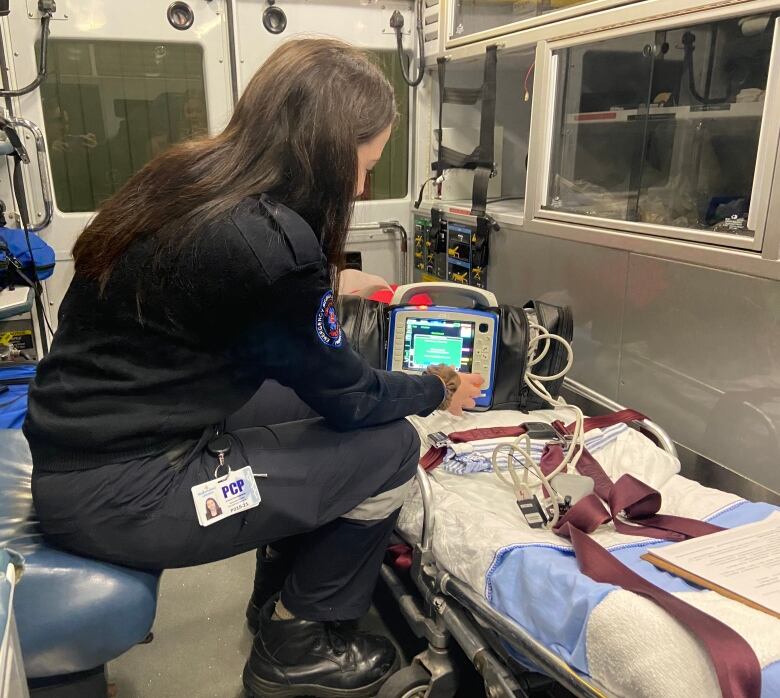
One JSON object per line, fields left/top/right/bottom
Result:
{"left": 491, "top": 318, "right": 585, "bottom": 528}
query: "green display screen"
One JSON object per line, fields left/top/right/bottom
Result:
{"left": 412, "top": 335, "right": 463, "bottom": 367}
{"left": 403, "top": 318, "right": 475, "bottom": 371}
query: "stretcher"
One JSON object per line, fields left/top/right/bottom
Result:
{"left": 379, "top": 378, "right": 780, "bottom": 698}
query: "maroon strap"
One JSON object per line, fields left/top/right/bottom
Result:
{"left": 579, "top": 408, "right": 646, "bottom": 432}
{"left": 420, "top": 446, "right": 447, "bottom": 472}
{"left": 450, "top": 425, "right": 529, "bottom": 443}
{"left": 556, "top": 408, "right": 647, "bottom": 436}
{"left": 541, "top": 445, "right": 723, "bottom": 541}
{"left": 544, "top": 442, "right": 759, "bottom": 697}
{"left": 420, "top": 409, "right": 646, "bottom": 473}
{"left": 420, "top": 424, "right": 530, "bottom": 471}
{"left": 566, "top": 527, "right": 762, "bottom": 698}
{"left": 554, "top": 493, "right": 611, "bottom": 533}
{"left": 609, "top": 473, "right": 723, "bottom": 540}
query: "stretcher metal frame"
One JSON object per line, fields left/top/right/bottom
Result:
{"left": 380, "top": 377, "right": 679, "bottom": 698}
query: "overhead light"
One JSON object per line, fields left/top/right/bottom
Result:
{"left": 263, "top": 2, "right": 287, "bottom": 34}
{"left": 168, "top": 2, "right": 195, "bottom": 31}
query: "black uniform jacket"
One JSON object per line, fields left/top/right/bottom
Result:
{"left": 24, "top": 195, "right": 444, "bottom": 472}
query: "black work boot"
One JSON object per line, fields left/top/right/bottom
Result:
{"left": 242, "top": 598, "right": 399, "bottom": 698}
{"left": 246, "top": 546, "right": 292, "bottom": 634}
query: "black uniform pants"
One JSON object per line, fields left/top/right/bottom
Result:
{"left": 31, "top": 382, "right": 421, "bottom": 621}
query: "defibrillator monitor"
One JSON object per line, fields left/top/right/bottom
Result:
{"left": 387, "top": 283, "right": 499, "bottom": 410}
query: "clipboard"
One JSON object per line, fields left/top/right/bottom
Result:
{"left": 642, "top": 545, "right": 780, "bottom": 621}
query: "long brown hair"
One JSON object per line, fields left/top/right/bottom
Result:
{"left": 73, "top": 39, "right": 396, "bottom": 289}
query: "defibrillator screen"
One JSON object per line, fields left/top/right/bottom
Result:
{"left": 402, "top": 318, "right": 474, "bottom": 371}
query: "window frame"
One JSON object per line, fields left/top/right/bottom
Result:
{"left": 445, "top": 0, "right": 638, "bottom": 49}
{"left": 525, "top": 6, "right": 780, "bottom": 253}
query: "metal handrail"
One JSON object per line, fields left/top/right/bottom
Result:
{"left": 4, "top": 116, "right": 53, "bottom": 233}
{"left": 415, "top": 465, "right": 436, "bottom": 554}
{"left": 563, "top": 377, "right": 678, "bottom": 459}
{"left": 348, "top": 220, "right": 409, "bottom": 284}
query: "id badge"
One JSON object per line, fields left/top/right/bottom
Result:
{"left": 191, "top": 465, "right": 261, "bottom": 527}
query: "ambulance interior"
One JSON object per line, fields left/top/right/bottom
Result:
{"left": 1, "top": 1, "right": 780, "bottom": 697}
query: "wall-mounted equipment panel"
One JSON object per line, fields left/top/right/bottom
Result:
{"left": 414, "top": 214, "right": 490, "bottom": 289}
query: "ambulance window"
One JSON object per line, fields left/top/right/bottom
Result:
{"left": 38, "top": 40, "right": 207, "bottom": 213}
{"left": 359, "top": 50, "right": 410, "bottom": 201}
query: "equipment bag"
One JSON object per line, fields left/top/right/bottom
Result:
{"left": 337, "top": 293, "right": 573, "bottom": 411}
{"left": 0, "top": 228, "right": 55, "bottom": 290}
{"left": 0, "top": 363, "right": 35, "bottom": 429}
{"left": 487, "top": 301, "right": 573, "bottom": 411}
{"left": 489, "top": 304, "right": 530, "bottom": 410}
{"left": 336, "top": 295, "right": 388, "bottom": 370}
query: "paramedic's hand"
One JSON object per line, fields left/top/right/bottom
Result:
{"left": 425, "top": 365, "right": 484, "bottom": 415}
{"left": 448, "top": 372, "right": 484, "bottom": 416}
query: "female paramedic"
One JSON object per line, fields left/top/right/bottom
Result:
{"left": 23, "top": 38, "right": 483, "bottom": 698}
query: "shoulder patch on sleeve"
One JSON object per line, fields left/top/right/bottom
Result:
{"left": 315, "top": 290, "right": 345, "bottom": 348}
{"left": 258, "top": 195, "right": 322, "bottom": 268}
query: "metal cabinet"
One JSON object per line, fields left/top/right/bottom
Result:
{"left": 532, "top": 10, "right": 780, "bottom": 251}
{"left": 447, "top": 0, "right": 635, "bottom": 46}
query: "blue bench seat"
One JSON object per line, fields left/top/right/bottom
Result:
{"left": 0, "top": 429, "right": 160, "bottom": 685}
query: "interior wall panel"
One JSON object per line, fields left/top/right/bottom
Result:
{"left": 619, "top": 254, "right": 780, "bottom": 493}
{"left": 489, "top": 229, "right": 629, "bottom": 399}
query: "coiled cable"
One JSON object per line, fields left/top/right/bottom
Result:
{"left": 492, "top": 319, "right": 584, "bottom": 528}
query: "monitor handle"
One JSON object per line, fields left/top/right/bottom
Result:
{"left": 390, "top": 282, "right": 498, "bottom": 309}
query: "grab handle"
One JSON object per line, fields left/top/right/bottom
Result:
{"left": 390, "top": 281, "right": 497, "bottom": 308}
{"left": 4, "top": 117, "right": 53, "bottom": 233}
